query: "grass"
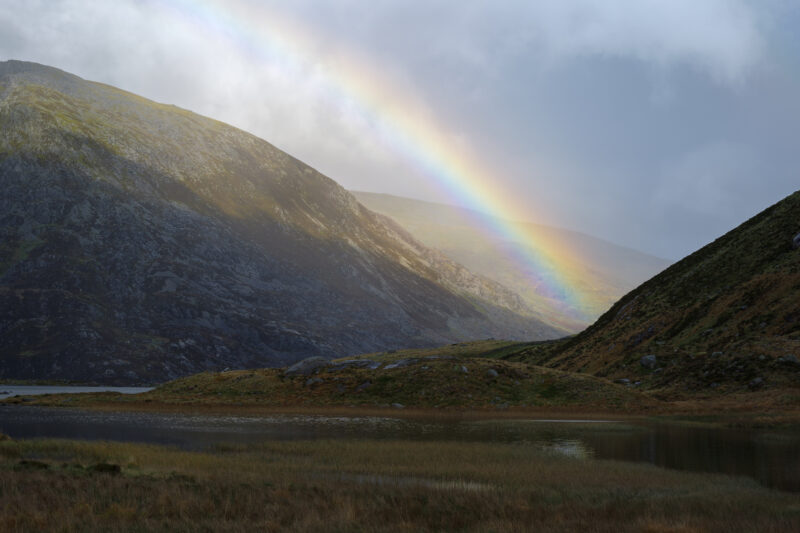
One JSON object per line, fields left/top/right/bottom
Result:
{"left": 0, "top": 435, "right": 798, "bottom": 532}
{"left": 350, "top": 339, "right": 532, "bottom": 361}
{"left": 9, "top": 344, "right": 656, "bottom": 412}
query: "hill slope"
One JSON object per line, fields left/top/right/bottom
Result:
{"left": 511, "top": 190, "right": 800, "bottom": 398}
{"left": 352, "top": 191, "right": 671, "bottom": 331}
{"left": 0, "top": 60, "right": 561, "bottom": 385}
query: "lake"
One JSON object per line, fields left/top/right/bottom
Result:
{"left": 0, "top": 403, "right": 798, "bottom": 492}
{"left": 0, "top": 385, "right": 153, "bottom": 400}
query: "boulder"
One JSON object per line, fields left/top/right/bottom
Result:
{"left": 383, "top": 358, "right": 419, "bottom": 370}
{"left": 391, "top": 403, "right": 405, "bottom": 409}
{"left": 285, "top": 356, "right": 330, "bottom": 376}
{"left": 614, "top": 378, "right": 631, "bottom": 385}
{"left": 327, "top": 359, "right": 382, "bottom": 372}
{"left": 486, "top": 369, "right": 499, "bottom": 378}
{"left": 793, "top": 233, "right": 800, "bottom": 249}
{"left": 305, "top": 377, "right": 324, "bottom": 387}
{"left": 748, "top": 377, "right": 765, "bottom": 389}
{"left": 640, "top": 355, "right": 657, "bottom": 370}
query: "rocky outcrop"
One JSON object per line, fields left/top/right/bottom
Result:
{"left": 284, "top": 357, "right": 330, "bottom": 377}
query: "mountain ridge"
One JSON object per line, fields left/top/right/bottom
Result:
{"left": 352, "top": 190, "right": 671, "bottom": 331}
{"left": 0, "top": 60, "right": 561, "bottom": 385}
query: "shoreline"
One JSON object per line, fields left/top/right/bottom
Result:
{"left": 4, "top": 396, "right": 800, "bottom": 429}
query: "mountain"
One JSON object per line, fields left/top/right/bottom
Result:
{"left": 510, "top": 190, "right": 800, "bottom": 399}
{"left": 0, "top": 60, "right": 562, "bottom": 385}
{"left": 352, "top": 191, "right": 671, "bottom": 331}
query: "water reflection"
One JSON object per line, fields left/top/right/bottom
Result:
{"left": 0, "top": 406, "right": 798, "bottom": 492}
{"left": 540, "top": 439, "right": 592, "bottom": 459}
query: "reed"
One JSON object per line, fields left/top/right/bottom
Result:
{"left": 0, "top": 437, "right": 797, "bottom": 532}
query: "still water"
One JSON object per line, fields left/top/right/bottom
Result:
{"left": 0, "top": 403, "right": 798, "bottom": 491}
{"left": 0, "top": 385, "right": 153, "bottom": 400}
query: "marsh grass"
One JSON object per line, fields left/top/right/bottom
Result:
{"left": 0, "top": 437, "right": 797, "bottom": 532}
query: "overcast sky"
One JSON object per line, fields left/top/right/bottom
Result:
{"left": 1, "top": 0, "right": 798, "bottom": 259}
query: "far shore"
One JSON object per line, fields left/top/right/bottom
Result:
{"left": 4, "top": 393, "right": 800, "bottom": 429}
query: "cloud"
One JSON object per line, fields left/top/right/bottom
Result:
{"left": 0, "top": 0, "right": 794, "bottom": 260}
{"left": 655, "top": 141, "right": 760, "bottom": 215}
{"left": 321, "top": 1, "right": 767, "bottom": 86}
{"left": 513, "top": 0, "right": 765, "bottom": 85}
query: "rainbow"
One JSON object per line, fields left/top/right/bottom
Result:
{"left": 156, "top": 0, "right": 595, "bottom": 323}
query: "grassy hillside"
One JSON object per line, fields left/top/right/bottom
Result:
{"left": 507, "top": 190, "right": 800, "bottom": 400}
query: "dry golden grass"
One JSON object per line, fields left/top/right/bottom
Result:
{"left": 0, "top": 437, "right": 798, "bottom": 532}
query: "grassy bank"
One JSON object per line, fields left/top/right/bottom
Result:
{"left": 4, "top": 341, "right": 799, "bottom": 428}
{"left": 0, "top": 436, "right": 798, "bottom": 532}
{"left": 4, "top": 341, "right": 657, "bottom": 412}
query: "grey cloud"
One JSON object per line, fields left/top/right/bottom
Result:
{"left": 288, "top": 1, "right": 766, "bottom": 85}
{"left": 655, "top": 142, "right": 760, "bottom": 217}
{"left": 524, "top": 0, "right": 764, "bottom": 85}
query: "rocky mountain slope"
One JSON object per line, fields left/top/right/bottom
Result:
{"left": 0, "top": 60, "right": 562, "bottom": 385}
{"left": 352, "top": 191, "right": 671, "bottom": 331}
{"left": 510, "top": 190, "right": 800, "bottom": 399}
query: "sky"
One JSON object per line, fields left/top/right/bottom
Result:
{"left": 1, "top": 0, "right": 799, "bottom": 260}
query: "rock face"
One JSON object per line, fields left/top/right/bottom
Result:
{"left": 284, "top": 357, "right": 330, "bottom": 377}
{"left": 640, "top": 355, "right": 657, "bottom": 369}
{"left": 0, "top": 60, "right": 562, "bottom": 385}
